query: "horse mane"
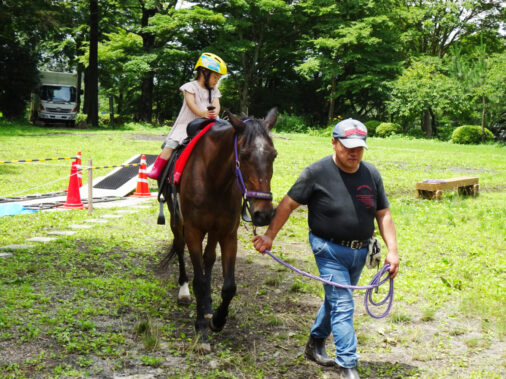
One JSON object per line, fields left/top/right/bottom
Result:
{"left": 240, "top": 118, "right": 272, "bottom": 148}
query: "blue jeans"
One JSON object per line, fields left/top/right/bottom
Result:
{"left": 309, "top": 232, "right": 368, "bottom": 368}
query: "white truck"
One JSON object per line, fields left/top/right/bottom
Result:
{"left": 30, "top": 71, "right": 79, "bottom": 127}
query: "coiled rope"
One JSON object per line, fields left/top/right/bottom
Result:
{"left": 262, "top": 249, "right": 394, "bottom": 319}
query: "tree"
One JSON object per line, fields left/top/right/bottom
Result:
{"left": 387, "top": 57, "right": 469, "bottom": 137}
{"left": 0, "top": 0, "right": 59, "bottom": 118}
{"left": 448, "top": 45, "right": 506, "bottom": 137}
{"left": 198, "top": 0, "right": 298, "bottom": 115}
{"left": 296, "top": 0, "right": 403, "bottom": 122}
{"left": 396, "top": 0, "right": 504, "bottom": 58}
{"left": 86, "top": 0, "right": 99, "bottom": 126}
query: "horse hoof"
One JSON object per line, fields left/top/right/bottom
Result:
{"left": 204, "top": 313, "right": 213, "bottom": 320}
{"left": 208, "top": 317, "right": 224, "bottom": 332}
{"left": 198, "top": 342, "right": 211, "bottom": 353}
{"left": 177, "top": 296, "right": 191, "bottom": 306}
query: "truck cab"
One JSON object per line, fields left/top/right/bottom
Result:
{"left": 30, "top": 71, "right": 79, "bottom": 127}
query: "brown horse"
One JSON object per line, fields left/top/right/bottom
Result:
{"left": 161, "top": 108, "right": 278, "bottom": 351}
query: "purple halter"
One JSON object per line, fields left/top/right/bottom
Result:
{"left": 234, "top": 130, "right": 273, "bottom": 223}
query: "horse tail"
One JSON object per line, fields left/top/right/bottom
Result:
{"left": 159, "top": 243, "right": 178, "bottom": 270}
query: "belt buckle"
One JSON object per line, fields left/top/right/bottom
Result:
{"left": 350, "top": 240, "right": 361, "bottom": 249}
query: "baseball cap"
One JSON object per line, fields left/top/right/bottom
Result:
{"left": 332, "top": 118, "right": 368, "bottom": 149}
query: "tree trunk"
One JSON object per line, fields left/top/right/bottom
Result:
{"left": 240, "top": 52, "right": 251, "bottom": 115}
{"left": 327, "top": 74, "right": 336, "bottom": 122}
{"left": 76, "top": 68, "right": 82, "bottom": 113}
{"left": 429, "top": 107, "right": 437, "bottom": 137}
{"left": 139, "top": 6, "right": 157, "bottom": 123}
{"left": 82, "top": 67, "right": 89, "bottom": 115}
{"left": 87, "top": 0, "right": 99, "bottom": 126}
{"left": 109, "top": 95, "right": 114, "bottom": 125}
{"left": 481, "top": 92, "right": 486, "bottom": 141}
{"left": 421, "top": 109, "right": 432, "bottom": 138}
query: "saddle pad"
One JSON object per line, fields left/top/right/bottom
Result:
{"left": 173, "top": 122, "right": 215, "bottom": 184}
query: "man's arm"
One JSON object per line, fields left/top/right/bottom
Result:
{"left": 252, "top": 195, "right": 300, "bottom": 253}
{"left": 375, "top": 207, "right": 399, "bottom": 278}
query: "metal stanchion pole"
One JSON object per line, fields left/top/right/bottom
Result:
{"left": 88, "top": 159, "right": 93, "bottom": 215}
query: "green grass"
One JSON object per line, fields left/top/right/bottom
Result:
{"left": 0, "top": 119, "right": 505, "bottom": 378}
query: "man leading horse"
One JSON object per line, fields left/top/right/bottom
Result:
{"left": 253, "top": 118, "right": 400, "bottom": 379}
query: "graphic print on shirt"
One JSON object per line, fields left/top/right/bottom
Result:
{"left": 356, "top": 184, "right": 374, "bottom": 209}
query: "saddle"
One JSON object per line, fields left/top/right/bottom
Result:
{"left": 157, "top": 118, "right": 228, "bottom": 226}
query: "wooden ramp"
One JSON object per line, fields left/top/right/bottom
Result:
{"left": 416, "top": 177, "right": 479, "bottom": 200}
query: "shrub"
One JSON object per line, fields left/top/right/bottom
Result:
{"left": 451, "top": 125, "right": 494, "bottom": 144}
{"left": 406, "top": 128, "right": 425, "bottom": 139}
{"left": 274, "top": 112, "right": 309, "bottom": 133}
{"left": 375, "top": 122, "right": 402, "bottom": 138}
{"left": 364, "top": 120, "right": 381, "bottom": 137}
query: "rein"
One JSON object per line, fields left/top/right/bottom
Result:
{"left": 250, "top": 230, "right": 394, "bottom": 319}
{"left": 262, "top": 249, "right": 394, "bottom": 319}
{"left": 234, "top": 134, "right": 273, "bottom": 221}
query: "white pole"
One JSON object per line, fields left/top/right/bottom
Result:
{"left": 88, "top": 159, "right": 93, "bottom": 215}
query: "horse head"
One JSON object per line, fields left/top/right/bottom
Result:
{"left": 227, "top": 108, "right": 278, "bottom": 226}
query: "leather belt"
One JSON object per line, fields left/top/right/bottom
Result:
{"left": 328, "top": 238, "right": 370, "bottom": 249}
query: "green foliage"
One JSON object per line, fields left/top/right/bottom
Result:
{"left": 375, "top": 122, "right": 402, "bottom": 138}
{"left": 451, "top": 125, "right": 494, "bottom": 144}
{"left": 364, "top": 120, "right": 382, "bottom": 137}
{"left": 406, "top": 128, "right": 425, "bottom": 139}
{"left": 274, "top": 113, "right": 309, "bottom": 134}
{"left": 0, "top": 40, "right": 38, "bottom": 118}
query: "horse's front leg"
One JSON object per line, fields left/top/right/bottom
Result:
{"left": 210, "top": 232, "right": 237, "bottom": 332}
{"left": 186, "top": 228, "right": 211, "bottom": 351}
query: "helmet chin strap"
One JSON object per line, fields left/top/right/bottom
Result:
{"left": 203, "top": 69, "right": 212, "bottom": 104}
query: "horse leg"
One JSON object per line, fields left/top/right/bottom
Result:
{"left": 203, "top": 234, "right": 218, "bottom": 320}
{"left": 186, "top": 228, "right": 211, "bottom": 351}
{"left": 210, "top": 234, "right": 237, "bottom": 332}
{"left": 175, "top": 231, "right": 190, "bottom": 306}
{"left": 167, "top": 205, "right": 190, "bottom": 306}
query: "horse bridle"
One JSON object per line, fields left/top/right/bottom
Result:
{"left": 234, "top": 133, "right": 273, "bottom": 222}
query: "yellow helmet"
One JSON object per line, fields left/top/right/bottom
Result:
{"left": 194, "top": 53, "right": 227, "bottom": 75}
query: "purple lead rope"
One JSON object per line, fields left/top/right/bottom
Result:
{"left": 262, "top": 249, "right": 394, "bottom": 319}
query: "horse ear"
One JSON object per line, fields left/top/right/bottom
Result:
{"left": 263, "top": 107, "right": 278, "bottom": 130}
{"left": 226, "top": 109, "right": 247, "bottom": 133}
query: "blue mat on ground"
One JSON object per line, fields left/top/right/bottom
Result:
{"left": 0, "top": 203, "right": 38, "bottom": 216}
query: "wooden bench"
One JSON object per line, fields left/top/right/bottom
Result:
{"left": 415, "top": 177, "right": 479, "bottom": 200}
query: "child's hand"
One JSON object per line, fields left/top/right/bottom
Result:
{"left": 206, "top": 106, "right": 216, "bottom": 119}
{"left": 205, "top": 109, "right": 217, "bottom": 119}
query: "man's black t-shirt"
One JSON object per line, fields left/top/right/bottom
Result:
{"left": 287, "top": 156, "right": 389, "bottom": 241}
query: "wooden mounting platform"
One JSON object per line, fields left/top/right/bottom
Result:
{"left": 416, "top": 177, "right": 479, "bottom": 200}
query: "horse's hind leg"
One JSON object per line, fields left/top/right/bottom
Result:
{"left": 210, "top": 233, "right": 237, "bottom": 332}
{"left": 203, "top": 234, "right": 219, "bottom": 319}
{"left": 186, "top": 227, "right": 211, "bottom": 350}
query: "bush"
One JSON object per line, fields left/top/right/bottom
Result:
{"left": 451, "top": 125, "right": 494, "bottom": 144}
{"left": 274, "top": 113, "right": 309, "bottom": 133}
{"left": 406, "top": 128, "right": 425, "bottom": 139}
{"left": 364, "top": 120, "right": 381, "bottom": 137}
{"left": 375, "top": 122, "right": 402, "bottom": 138}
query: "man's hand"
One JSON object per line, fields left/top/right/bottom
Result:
{"left": 384, "top": 250, "right": 399, "bottom": 278}
{"left": 252, "top": 234, "right": 273, "bottom": 254}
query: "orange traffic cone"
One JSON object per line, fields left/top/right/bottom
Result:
{"left": 63, "top": 151, "right": 82, "bottom": 192}
{"left": 58, "top": 162, "right": 87, "bottom": 209}
{"left": 130, "top": 155, "right": 153, "bottom": 198}
{"left": 76, "top": 151, "right": 82, "bottom": 187}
